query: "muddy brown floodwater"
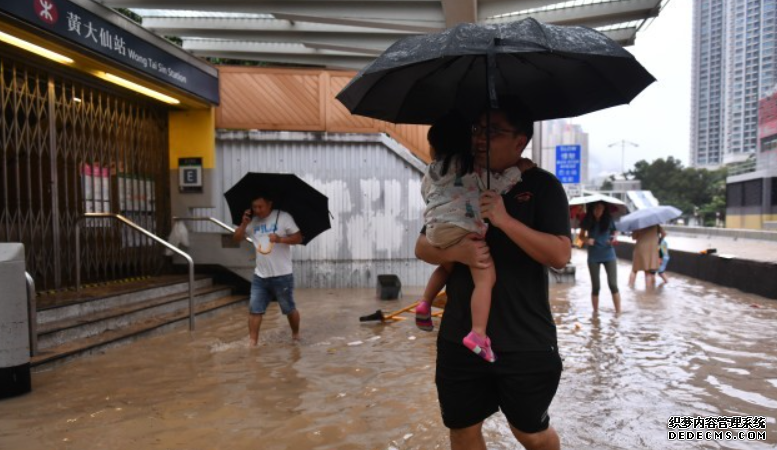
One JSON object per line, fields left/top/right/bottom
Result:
{"left": 1, "top": 250, "right": 775, "bottom": 449}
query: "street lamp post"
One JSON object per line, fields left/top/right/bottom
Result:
{"left": 608, "top": 140, "right": 639, "bottom": 174}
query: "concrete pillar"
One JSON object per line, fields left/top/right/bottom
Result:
{"left": 0, "top": 243, "right": 31, "bottom": 399}
{"left": 531, "top": 121, "right": 542, "bottom": 166}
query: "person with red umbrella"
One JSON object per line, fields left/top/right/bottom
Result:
{"left": 233, "top": 193, "right": 303, "bottom": 346}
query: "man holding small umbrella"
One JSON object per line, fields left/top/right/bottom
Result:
{"left": 233, "top": 194, "right": 303, "bottom": 346}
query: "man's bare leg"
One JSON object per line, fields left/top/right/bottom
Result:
{"left": 450, "top": 422, "right": 487, "bottom": 450}
{"left": 287, "top": 309, "right": 300, "bottom": 340}
{"left": 510, "top": 425, "right": 560, "bottom": 450}
{"left": 249, "top": 313, "right": 263, "bottom": 346}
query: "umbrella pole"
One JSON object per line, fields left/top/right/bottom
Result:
{"left": 486, "top": 112, "right": 491, "bottom": 190}
{"left": 485, "top": 42, "right": 501, "bottom": 190}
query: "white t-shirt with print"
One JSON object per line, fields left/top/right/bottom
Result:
{"left": 250, "top": 210, "right": 300, "bottom": 278}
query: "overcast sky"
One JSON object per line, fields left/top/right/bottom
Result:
{"left": 572, "top": 0, "right": 692, "bottom": 181}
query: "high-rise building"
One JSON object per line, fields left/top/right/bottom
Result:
{"left": 725, "top": 87, "right": 777, "bottom": 229}
{"left": 691, "top": 0, "right": 777, "bottom": 168}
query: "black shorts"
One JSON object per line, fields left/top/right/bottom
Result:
{"left": 435, "top": 338, "right": 563, "bottom": 432}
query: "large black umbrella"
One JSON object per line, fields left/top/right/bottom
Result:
{"left": 336, "top": 18, "right": 655, "bottom": 125}
{"left": 224, "top": 173, "right": 331, "bottom": 245}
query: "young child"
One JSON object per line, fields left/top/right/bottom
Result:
{"left": 657, "top": 226, "right": 670, "bottom": 283}
{"left": 415, "top": 112, "right": 522, "bottom": 363}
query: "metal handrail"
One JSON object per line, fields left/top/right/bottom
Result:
{"left": 75, "top": 213, "right": 197, "bottom": 331}
{"left": 172, "top": 216, "right": 253, "bottom": 244}
{"left": 25, "top": 271, "right": 37, "bottom": 356}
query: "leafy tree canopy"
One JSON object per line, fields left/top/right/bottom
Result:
{"left": 628, "top": 157, "right": 727, "bottom": 225}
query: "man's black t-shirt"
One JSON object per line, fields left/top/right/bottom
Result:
{"left": 436, "top": 167, "right": 571, "bottom": 352}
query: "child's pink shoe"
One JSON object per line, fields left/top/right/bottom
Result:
{"left": 415, "top": 301, "right": 433, "bottom": 332}
{"left": 463, "top": 331, "right": 496, "bottom": 363}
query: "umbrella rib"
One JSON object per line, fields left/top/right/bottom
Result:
{"left": 501, "top": 52, "right": 637, "bottom": 117}
{"left": 396, "top": 56, "right": 479, "bottom": 122}
{"left": 366, "top": 58, "right": 460, "bottom": 122}
{"left": 573, "top": 55, "right": 635, "bottom": 105}
{"left": 497, "top": 53, "right": 562, "bottom": 118}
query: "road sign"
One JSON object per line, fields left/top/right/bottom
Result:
{"left": 564, "top": 184, "right": 582, "bottom": 198}
{"left": 555, "top": 145, "right": 581, "bottom": 184}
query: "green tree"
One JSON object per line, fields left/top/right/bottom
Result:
{"left": 600, "top": 175, "right": 615, "bottom": 190}
{"left": 628, "top": 157, "right": 727, "bottom": 225}
{"left": 115, "top": 8, "right": 142, "bottom": 24}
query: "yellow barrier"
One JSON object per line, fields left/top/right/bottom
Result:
{"left": 359, "top": 293, "right": 446, "bottom": 323}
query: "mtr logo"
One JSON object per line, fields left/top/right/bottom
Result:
{"left": 34, "top": 0, "right": 59, "bottom": 25}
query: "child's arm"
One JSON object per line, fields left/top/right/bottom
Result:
{"left": 415, "top": 233, "right": 492, "bottom": 269}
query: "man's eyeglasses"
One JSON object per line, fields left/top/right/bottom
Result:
{"left": 471, "top": 124, "right": 517, "bottom": 138}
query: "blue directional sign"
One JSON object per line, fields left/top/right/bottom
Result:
{"left": 555, "top": 145, "right": 581, "bottom": 184}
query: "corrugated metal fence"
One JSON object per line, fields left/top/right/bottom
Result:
{"left": 191, "top": 130, "right": 435, "bottom": 288}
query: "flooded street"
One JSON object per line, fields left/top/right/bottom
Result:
{"left": 1, "top": 249, "right": 776, "bottom": 449}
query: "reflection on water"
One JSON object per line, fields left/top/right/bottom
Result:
{"left": 1, "top": 250, "right": 775, "bottom": 449}
{"left": 552, "top": 251, "right": 777, "bottom": 450}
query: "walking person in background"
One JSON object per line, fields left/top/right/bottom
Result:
{"left": 577, "top": 201, "right": 621, "bottom": 313}
{"left": 657, "top": 225, "right": 670, "bottom": 284}
{"left": 233, "top": 194, "right": 303, "bottom": 346}
{"left": 628, "top": 225, "right": 661, "bottom": 288}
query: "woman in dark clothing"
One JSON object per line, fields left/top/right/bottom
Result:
{"left": 577, "top": 201, "right": 621, "bottom": 313}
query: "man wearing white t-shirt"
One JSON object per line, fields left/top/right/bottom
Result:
{"left": 234, "top": 195, "right": 303, "bottom": 346}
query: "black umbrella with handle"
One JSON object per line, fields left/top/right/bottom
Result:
{"left": 224, "top": 172, "right": 331, "bottom": 246}
{"left": 337, "top": 18, "right": 655, "bottom": 125}
{"left": 337, "top": 18, "right": 655, "bottom": 186}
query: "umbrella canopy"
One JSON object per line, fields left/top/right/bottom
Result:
{"left": 224, "top": 173, "right": 331, "bottom": 245}
{"left": 615, "top": 206, "right": 682, "bottom": 232}
{"left": 569, "top": 193, "right": 629, "bottom": 217}
{"left": 336, "top": 18, "right": 655, "bottom": 125}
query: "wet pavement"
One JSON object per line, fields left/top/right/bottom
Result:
{"left": 1, "top": 250, "right": 776, "bottom": 449}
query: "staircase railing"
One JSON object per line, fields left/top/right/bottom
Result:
{"left": 75, "top": 213, "right": 197, "bottom": 331}
{"left": 172, "top": 216, "right": 253, "bottom": 244}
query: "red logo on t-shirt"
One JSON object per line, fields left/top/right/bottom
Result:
{"left": 34, "top": 0, "right": 59, "bottom": 25}
{"left": 514, "top": 191, "right": 533, "bottom": 203}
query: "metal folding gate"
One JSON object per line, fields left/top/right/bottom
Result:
{"left": 0, "top": 53, "right": 171, "bottom": 291}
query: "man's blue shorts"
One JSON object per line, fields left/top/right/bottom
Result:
{"left": 249, "top": 274, "right": 296, "bottom": 315}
